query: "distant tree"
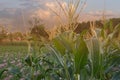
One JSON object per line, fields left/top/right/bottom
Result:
{"left": 8, "top": 32, "right": 13, "bottom": 42}
{"left": 0, "top": 26, "right": 7, "bottom": 42}
{"left": 29, "top": 17, "right": 49, "bottom": 41}
{"left": 74, "top": 18, "right": 120, "bottom": 33}
{"left": 12, "top": 32, "right": 24, "bottom": 41}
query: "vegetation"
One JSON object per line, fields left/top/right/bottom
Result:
{"left": 0, "top": 0, "right": 120, "bottom": 80}
{"left": 0, "top": 26, "right": 7, "bottom": 42}
{"left": 24, "top": 21, "right": 120, "bottom": 80}
{"left": 1, "top": 20, "right": 120, "bottom": 80}
{"left": 29, "top": 18, "right": 49, "bottom": 41}
{"left": 75, "top": 18, "right": 120, "bottom": 34}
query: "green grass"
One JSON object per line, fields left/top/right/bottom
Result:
{"left": 0, "top": 45, "right": 28, "bottom": 54}
{"left": 0, "top": 42, "right": 27, "bottom": 46}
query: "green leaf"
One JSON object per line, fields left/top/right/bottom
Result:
{"left": 74, "top": 37, "right": 89, "bottom": 74}
{"left": 25, "top": 55, "right": 33, "bottom": 67}
{"left": 0, "top": 69, "right": 8, "bottom": 79}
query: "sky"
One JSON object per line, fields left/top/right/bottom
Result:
{"left": 0, "top": 0, "right": 120, "bottom": 32}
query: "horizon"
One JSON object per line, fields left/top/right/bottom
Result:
{"left": 0, "top": 0, "right": 120, "bottom": 32}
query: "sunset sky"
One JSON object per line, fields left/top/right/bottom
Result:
{"left": 0, "top": 0, "right": 120, "bottom": 32}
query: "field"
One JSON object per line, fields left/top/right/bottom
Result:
{"left": 0, "top": 24, "right": 120, "bottom": 80}
{"left": 0, "top": 0, "right": 120, "bottom": 80}
{"left": 0, "top": 45, "right": 28, "bottom": 80}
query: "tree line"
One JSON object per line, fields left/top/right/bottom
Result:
{"left": 0, "top": 18, "right": 120, "bottom": 43}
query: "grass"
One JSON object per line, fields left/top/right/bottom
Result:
{"left": 0, "top": 45, "right": 28, "bottom": 54}
{"left": 0, "top": 41, "right": 27, "bottom": 46}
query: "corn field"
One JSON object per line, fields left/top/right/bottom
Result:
{"left": 0, "top": 0, "right": 120, "bottom": 80}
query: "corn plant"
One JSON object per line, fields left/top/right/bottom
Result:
{"left": 23, "top": 19, "right": 120, "bottom": 80}
{"left": 23, "top": 0, "right": 120, "bottom": 79}
{"left": 49, "top": 0, "right": 87, "bottom": 37}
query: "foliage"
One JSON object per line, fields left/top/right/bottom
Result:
{"left": 74, "top": 18, "right": 120, "bottom": 34}
{"left": 29, "top": 17, "right": 49, "bottom": 41}
{"left": 0, "top": 45, "right": 28, "bottom": 80}
{"left": 0, "top": 0, "right": 120, "bottom": 79}
{"left": 23, "top": 21, "right": 120, "bottom": 80}
{"left": 0, "top": 26, "right": 7, "bottom": 42}
{"left": 0, "top": 21, "right": 120, "bottom": 80}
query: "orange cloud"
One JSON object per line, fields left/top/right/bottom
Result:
{"left": 31, "top": 9, "right": 51, "bottom": 19}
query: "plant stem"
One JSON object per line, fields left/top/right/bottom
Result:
{"left": 77, "top": 74, "right": 80, "bottom": 80}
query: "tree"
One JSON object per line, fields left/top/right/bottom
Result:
{"left": 0, "top": 26, "right": 7, "bottom": 42}
{"left": 8, "top": 32, "right": 13, "bottom": 42}
{"left": 29, "top": 18, "right": 49, "bottom": 41}
{"left": 7, "top": 32, "right": 24, "bottom": 42}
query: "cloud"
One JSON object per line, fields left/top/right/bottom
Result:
{"left": 0, "top": 0, "right": 119, "bottom": 32}
{"left": 0, "top": 0, "right": 84, "bottom": 31}
{"left": 45, "top": 2, "right": 56, "bottom": 8}
{"left": 3, "top": 8, "right": 17, "bottom": 15}
{"left": 31, "top": 9, "right": 51, "bottom": 19}
{"left": 0, "top": 18, "right": 13, "bottom": 25}
{"left": 78, "top": 10, "right": 118, "bottom": 22}
{"left": 29, "top": 1, "right": 68, "bottom": 28}
{"left": 45, "top": 1, "right": 68, "bottom": 13}
{"left": 88, "top": 10, "right": 115, "bottom": 17}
